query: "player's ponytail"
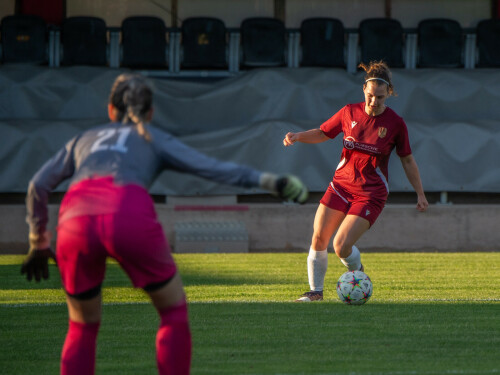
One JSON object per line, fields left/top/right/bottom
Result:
{"left": 109, "top": 73, "right": 153, "bottom": 141}
{"left": 358, "top": 60, "right": 396, "bottom": 97}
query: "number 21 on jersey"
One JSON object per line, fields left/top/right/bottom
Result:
{"left": 90, "top": 128, "right": 131, "bottom": 154}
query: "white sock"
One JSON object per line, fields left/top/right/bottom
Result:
{"left": 340, "top": 245, "right": 362, "bottom": 271}
{"left": 307, "top": 248, "right": 328, "bottom": 292}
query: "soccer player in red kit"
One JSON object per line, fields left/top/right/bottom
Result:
{"left": 21, "top": 73, "right": 308, "bottom": 374}
{"left": 283, "top": 61, "right": 428, "bottom": 302}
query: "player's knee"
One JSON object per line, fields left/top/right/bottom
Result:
{"left": 146, "top": 272, "right": 186, "bottom": 312}
{"left": 333, "top": 238, "right": 351, "bottom": 258}
{"left": 159, "top": 299, "right": 189, "bottom": 326}
{"left": 311, "top": 232, "right": 329, "bottom": 251}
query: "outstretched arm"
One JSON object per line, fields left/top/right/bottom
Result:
{"left": 283, "top": 129, "right": 330, "bottom": 146}
{"left": 400, "top": 154, "right": 428, "bottom": 212}
{"left": 155, "top": 130, "right": 309, "bottom": 203}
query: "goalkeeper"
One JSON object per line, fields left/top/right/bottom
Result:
{"left": 23, "top": 73, "right": 308, "bottom": 375}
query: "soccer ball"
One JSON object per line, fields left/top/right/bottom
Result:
{"left": 336, "top": 270, "right": 373, "bottom": 305}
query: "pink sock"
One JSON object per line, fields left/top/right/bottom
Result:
{"left": 156, "top": 301, "right": 191, "bottom": 375}
{"left": 61, "top": 320, "right": 100, "bottom": 375}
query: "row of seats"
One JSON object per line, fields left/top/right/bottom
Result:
{"left": 1, "top": 14, "right": 499, "bottom": 75}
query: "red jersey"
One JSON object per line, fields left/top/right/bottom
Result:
{"left": 320, "top": 102, "right": 412, "bottom": 200}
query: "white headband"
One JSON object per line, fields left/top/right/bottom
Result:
{"left": 365, "top": 77, "right": 390, "bottom": 86}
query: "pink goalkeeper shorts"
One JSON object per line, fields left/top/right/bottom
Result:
{"left": 56, "top": 178, "right": 176, "bottom": 296}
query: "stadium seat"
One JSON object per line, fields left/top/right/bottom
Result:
{"left": 417, "top": 18, "right": 463, "bottom": 68}
{"left": 358, "top": 18, "right": 405, "bottom": 68}
{"left": 181, "top": 17, "right": 227, "bottom": 69}
{"left": 60, "top": 16, "right": 107, "bottom": 66}
{"left": 476, "top": 18, "right": 500, "bottom": 68}
{"left": 240, "top": 17, "right": 286, "bottom": 68}
{"left": 299, "top": 17, "right": 345, "bottom": 67}
{"left": 0, "top": 14, "right": 47, "bottom": 64}
{"left": 121, "top": 16, "right": 167, "bottom": 69}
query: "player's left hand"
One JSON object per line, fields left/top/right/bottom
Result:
{"left": 21, "top": 231, "right": 56, "bottom": 282}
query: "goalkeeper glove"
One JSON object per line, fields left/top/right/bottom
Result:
{"left": 21, "top": 232, "right": 56, "bottom": 282}
{"left": 259, "top": 173, "right": 309, "bottom": 204}
{"left": 276, "top": 175, "right": 309, "bottom": 204}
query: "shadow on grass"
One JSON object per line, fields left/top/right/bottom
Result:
{"left": 189, "top": 302, "right": 500, "bottom": 374}
{"left": 1, "top": 302, "right": 498, "bottom": 375}
{"left": 0, "top": 264, "right": 62, "bottom": 290}
{"left": 0, "top": 262, "right": 307, "bottom": 290}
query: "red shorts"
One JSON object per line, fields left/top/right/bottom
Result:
{"left": 320, "top": 182, "right": 385, "bottom": 226}
{"left": 56, "top": 179, "right": 176, "bottom": 296}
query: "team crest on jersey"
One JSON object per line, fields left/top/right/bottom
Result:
{"left": 378, "top": 127, "right": 387, "bottom": 138}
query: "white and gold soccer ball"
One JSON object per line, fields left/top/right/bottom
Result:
{"left": 336, "top": 270, "right": 373, "bottom": 305}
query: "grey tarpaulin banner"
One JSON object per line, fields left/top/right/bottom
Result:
{"left": 0, "top": 65, "right": 499, "bottom": 195}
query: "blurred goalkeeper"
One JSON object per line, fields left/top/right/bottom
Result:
{"left": 23, "top": 73, "right": 308, "bottom": 375}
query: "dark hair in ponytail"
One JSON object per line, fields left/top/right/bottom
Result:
{"left": 109, "top": 73, "right": 153, "bottom": 141}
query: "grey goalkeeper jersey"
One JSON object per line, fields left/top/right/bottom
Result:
{"left": 26, "top": 122, "right": 262, "bottom": 234}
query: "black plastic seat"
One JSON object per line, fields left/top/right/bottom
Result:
{"left": 359, "top": 18, "right": 404, "bottom": 68}
{"left": 240, "top": 17, "right": 286, "bottom": 67}
{"left": 417, "top": 18, "right": 463, "bottom": 68}
{"left": 300, "top": 17, "right": 344, "bottom": 67}
{"left": 1, "top": 14, "right": 47, "bottom": 64}
{"left": 476, "top": 18, "right": 500, "bottom": 68}
{"left": 121, "top": 16, "right": 167, "bottom": 69}
{"left": 60, "top": 16, "right": 107, "bottom": 66}
{"left": 181, "top": 17, "right": 227, "bottom": 69}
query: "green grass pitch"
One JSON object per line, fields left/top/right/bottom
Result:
{"left": 1, "top": 253, "right": 499, "bottom": 375}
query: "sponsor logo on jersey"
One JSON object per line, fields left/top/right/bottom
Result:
{"left": 365, "top": 209, "right": 371, "bottom": 216}
{"left": 351, "top": 121, "right": 358, "bottom": 128}
{"left": 344, "top": 136, "right": 355, "bottom": 149}
{"left": 378, "top": 127, "right": 387, "bottom": 138}
{"left": 343, "top": 136, "right": 381, "bottom": 154}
